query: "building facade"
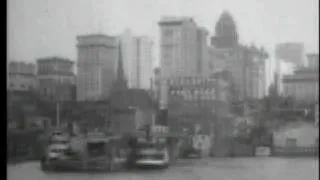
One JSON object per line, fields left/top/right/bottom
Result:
{"left": 282, "top": 68, "right": 319, "bottom": 104}
{"left": 273, "top": 121, "right": 318, "bottom": 156}
{"left": 274, "top": 43, "right": 305, "bottom": 94}
{"left": 37, "top": 57, "right": 76, "bottom": 102}
{"left": 76, "top": 34, "right": 118, "bottom": 101}
{"left": 7, "top": 61, "right": 37, "bottom": 91}
{"left": 208, "top": 12, "right": 268, "bottom": 100}
{"left": 159, "top": 17, "right": 200, "bottom": 78}
{"left": 196, "top": 27, "right": 210, "bottom": 76}
{"left": 245, "top": 46, "right": 267, "bottom": 99}
{"left": 306, "top": 53, "right": 319, "bottom": 69}
{"left": 119, "top": 30, "right": 154, "bottom": 89}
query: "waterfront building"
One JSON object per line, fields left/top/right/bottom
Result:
{"left": 272, "top": 121, "right": 318, "bottom": 156}
{"left": 7, "top": 61, "right": 37, "bottom": 91}
{"left": 282, "top": 67, "right": 318, "bottom": 104}
{"left": 37, "top": 57, "right": 76, "bottom": 102}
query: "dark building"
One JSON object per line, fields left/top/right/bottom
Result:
{"left": 211, "top": 11, "right": 239, "bottom": 48}
{"left": 37, "top": 57, "right": 76, "bottom": 102}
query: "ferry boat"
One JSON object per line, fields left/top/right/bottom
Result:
{"left": 133, "top": 138, "right": 169, "bottom": 168}
{"left": 41, "top": 133, "right": 129, "bottom": 172}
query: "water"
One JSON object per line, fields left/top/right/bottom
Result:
{"left": 7, "top": 157, "right": 318, "bottom": 180}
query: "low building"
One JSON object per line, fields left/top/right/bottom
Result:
{"left": 7, "top": 61, "right": 37, "bottom": 91}
{"left": 272, "top": 121, "right": 319, "bottom": 156}
{"left": 37, "top": 57, "right": 76, "bottom": 102}
{"left": 283, "top": 67, "right": 318, "bottom": 104}
{"left": 109, "top": 89, "right": 157, "bottom": 135}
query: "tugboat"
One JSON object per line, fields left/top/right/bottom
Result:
{"left": 132, "top": 137, "right": 170, "bottom": 169}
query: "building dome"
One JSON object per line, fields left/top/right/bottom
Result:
{"left": 214, "top": 11, "right": 238, "bottom": 44}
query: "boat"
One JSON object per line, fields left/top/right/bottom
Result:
{"left": 133, "top": 138, "right": 170, "bottom": 168}
{"left": 41, "top": 133, "right": 129, "bottom": 172}
{"left": 255, "top": 146, "right": 271, "bottom": 157}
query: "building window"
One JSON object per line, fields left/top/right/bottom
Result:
{"left": 286, "top": 138, "right": 297, "bottom": 148}
{"left": 20, "top": 84, "right": 25, "bottom": 88}
{"left": 9, "top": 84, "right": 14, "bottom": 87}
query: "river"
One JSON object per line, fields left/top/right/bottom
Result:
{"left": 7, "top": 157, "right": 318, "bottom": 180}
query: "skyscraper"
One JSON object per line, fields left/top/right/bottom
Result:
{"left": 196, "top": 27, "right": 210, "bottom": 76}
{"left": 209, "top": 11, "right": 268, "bottom": 100}
{"left": 159, "top": 17, "right": 198, "bottom": 78}
{"left": 274, "top": 42, "right": 304, "bottom": 94}
{"left": 119, "top": 30, "right": 154, "bottom": 89}
{"left": 76, "top": 34, "right": 118, "bottom": 101}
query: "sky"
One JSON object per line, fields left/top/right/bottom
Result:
{"left": 8, "top": 0, "right": 319, "bottom": 86}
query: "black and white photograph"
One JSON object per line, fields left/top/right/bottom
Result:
{"left": 7, "top": 0, "right": 319, "bottom": 179}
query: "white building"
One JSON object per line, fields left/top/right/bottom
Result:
{"left": 159, "top": 17, "right": 199, "bottom": 78}
{"left": 119, "top": 30, "right": 154, "bottom": 89}
{"left": 76, "top": 34, "right": 118, "bottom": 101}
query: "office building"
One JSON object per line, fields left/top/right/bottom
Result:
{"left": 37, "top": 57, "right": 76, "bottom": 102}
{"left": 119, "top": 30, "right": 154, "bottom": 89}
{"left": 209, "top": 11, "right": 268, "bottom": 100}
{"left": 76, "top": 34, "right": 118, "bottom": 101}
{"left": 196, "top": 27, "right": 210, "bottom": 76}
{"left": 159, "top": 17, "right": 199, "bottom": 78}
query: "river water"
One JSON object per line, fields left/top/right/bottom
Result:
{"left": 7, "top": 157, "right": 318, "bottom": 180}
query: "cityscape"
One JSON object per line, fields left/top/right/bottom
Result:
{"left": 7, "top": 0, "right": 319, "bottom": 180}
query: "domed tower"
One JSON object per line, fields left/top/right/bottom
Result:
{"left": 211, "top": 11, "right": 239, "bottom": 48}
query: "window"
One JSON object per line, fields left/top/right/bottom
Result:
{"left": 164, "top": 29, "right": 174, "bottom": 37}
{"left": 20, "top": 84, "right": 25, "bottom": 88}
{"left": 286, "top": 138, "right": 297, "bottom": 148}
{"left": 9, "top": 84, "right": 14, "bottom": 87}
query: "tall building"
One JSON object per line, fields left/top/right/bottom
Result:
{"left": 119, "top": 30, "right": 154, "bottom": 89}
{"left": 159, "top": 17, "right": 199, "bottom": 78}
{"left": 306, "top": 53, "right": 319, "bottom": 69}
{"left": 37, "top": 57, "right": 76, "bottom": 102}
{"left": 209, "top": 11, "right": 268, "bottom": 100}
{"left": 7, "top": 61, "right": 37, "bottom": 91}
{"left": 211, "top": 11, "right": 238, "bottom": 48}
{"left": 275, "top": 43, "right": 305, "bottom": 67}
{"left": 283, "top": 67, "right": 318, "bottom": 104}
{"left": 274, "top": 43, "right": 304, "bottom": 94}
{"left": 245, "top": 45, "right": 268, "bottom": 99}
{"left": 76, "top": 34, "right": 118, "bottom": 101}
{"left": 196, "top": 27, "right": 210, "bottom": 76}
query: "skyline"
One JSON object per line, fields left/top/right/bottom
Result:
{"left": 8, "top": 0, "right": 318, "bottom": 65}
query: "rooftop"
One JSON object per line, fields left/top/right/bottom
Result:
{"left": 37, "top": 57, "right": 74, "bottom": 64}
{"left": 159, "top": 16, "right": 194, "bottom": 25}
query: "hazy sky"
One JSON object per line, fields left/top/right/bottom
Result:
{"left": 8, "top": 0, "right": 318, "bottom": 66}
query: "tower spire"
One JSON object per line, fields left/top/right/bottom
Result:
{"left": 113, "top": 43, "right": 127, "bottom": 92}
